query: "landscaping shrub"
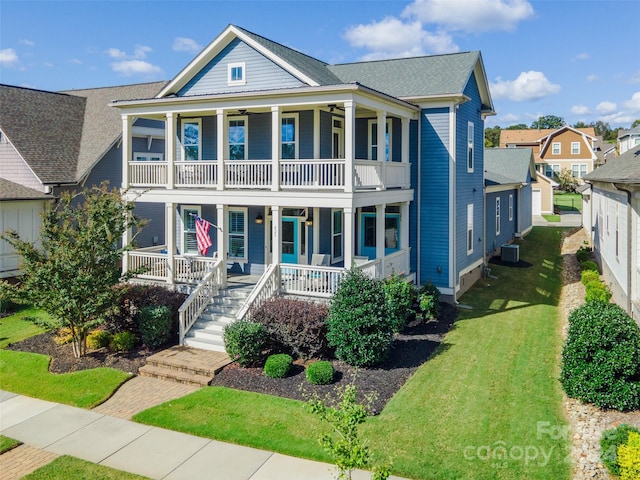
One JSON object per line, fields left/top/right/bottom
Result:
{"left": 580, "top": 260, "right": 599, "bottom": 272}
{"left": 306, "top": 361, "right": 334, "bottom": 385}
{"left": 383, "top": 274, "right": 416, "bottom": 332}
{"left": 326, "top": 268, "right": 394, "bottom": 367}
{"left": 264, "top": 353, "right": 292, "bottom": 378}
{"left": 618, "top": 431, "right": 640, "bottom": 480}
{"left": 224, "top": 320, "right": 267, "bottom": 367}
{"left": 601, "top": 424, "right": 640, "bottom": 475}
{"left": 561, "top": 301, "right": 640, "bottom": 410}
{"left": 109, "top": 331, "right": 137, "bottom": 352}
{"left": 584, "top": 281, "right": 611, "bottom": 303}
{"left": 53, "top": 327, "right": 73, "bottom": 345}
{"left": 576, "top": 245, "right": 592, "bottom": 263}
{"left": 419, "top": 282, "right": 441, "bottom": 319}
{"left": 87, "top": 330, "right": 112, "bottom": 350}
{"left": 250, "top": 297, "right": 329, "bottom": 360}
{"left": 138, "top": 305, "right": 173, "bottom": 349}
{"left": 580, "top": 270, "right": 600, "bottom": 286}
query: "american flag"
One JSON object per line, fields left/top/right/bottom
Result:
{"left": 195, "top": 216, "right": 213, "bottom": 255}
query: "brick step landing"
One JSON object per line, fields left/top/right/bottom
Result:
{"left": 139, "top": 346, "right": 232, "bottom": 386}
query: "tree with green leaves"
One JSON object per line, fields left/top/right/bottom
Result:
{"left": 484, "top": 125, "right": 501, "bottom": 147}
{"left": 556, "top": 168, "right": 578, "bottom": 192}
{"left": 531, "top": 115, "right": 565, "bottom": 129}
{"left": 1, "top": 183, "right": 143, "bottom": 357}
{"left": 506, "top": 123, "right": 529, "bottom": 130}
{"left": 632, "top": 119, "right": 640, "bottom": 128}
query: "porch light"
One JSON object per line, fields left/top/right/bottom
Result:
{"left": 255, "top": 213, "right": 264, "bottom": 224}
{"left": 305, "top": 217, "right": 313, "bottom": 227}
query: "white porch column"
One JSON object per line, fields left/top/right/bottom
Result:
{"left": 376, "top": 204, "right": 385, "bottom": 274}
{"left": 313, "top": 107, "right": 320, "bottom": 160}
{"left": 166, "top": 112, "right": 176, "bottom": 189}
{"left": 271, "top": 106, "right": 280, "bottom": 192}
{"left": 216, "top": 108, "right": 225, "bottom": 191}
{"left": 344, "top": 206, "right": 354, "bottom": 267}
{"left": 402, "top": 117, "right": 410, "bottom": 187}
{"left": 166, "top": 202, "right": 176, "bottom": 284}
{"left": 216, "top": 204, "right": 227, "bottom": 287}
{"left": 344, "top": 101, "right": 354, "bottom": 193}
{"left": 401, "top": 201, "right": 410, "bottom": 273}
{"left": 121, "top": 224, "right": 131, "bottom": 277}
{"left": 121, "top": 115, "right": 132, "bottom": 189}
{"left": 271, "top": 206, "right": 281, "bottom": 263}
{"left": 313, "top": 206, "right": 320, "bottom": 254}
{"left": 377, "top": 110, "right": 387, "bottom": 190}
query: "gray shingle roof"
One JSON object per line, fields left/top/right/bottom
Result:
{"left": 0, "top": 178, "right": 52, "bottom": 201}
{"left": 328, "top": 52, "right": 481, "bottom": 99}
{"left": 583, "top": 147, "right": 640, "bottom": 184}
{"left": 484, "top": 148, "right": 535, "bottom": 186}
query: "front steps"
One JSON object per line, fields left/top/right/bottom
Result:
{"left": 182, "top": 276, "right": 257, "bottom": 352}
{"left": 138, "top": 346, "right": 231, "bottom": 386}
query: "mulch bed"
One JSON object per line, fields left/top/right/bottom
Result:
{"left": 6, "top": 304, "right": 457, "bottom": 413}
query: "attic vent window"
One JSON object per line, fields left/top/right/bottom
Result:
{"left": 228, "top": 62, "right": 246, "bottom": 86}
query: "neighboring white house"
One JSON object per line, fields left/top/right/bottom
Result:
{"left": 583, "top": 146, "right": 640, "bottom": 322}
{"left": 617, "top": 125, "right": 640, "bottom": 155}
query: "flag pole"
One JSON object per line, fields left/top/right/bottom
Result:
{"left": 188, "top": 212, "right": 222, "bottom": 231}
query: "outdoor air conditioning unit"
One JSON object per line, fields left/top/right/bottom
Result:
{"left": 501, "top": 244, "right": 520, "bottom": 263}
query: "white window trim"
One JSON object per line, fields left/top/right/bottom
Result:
{"left": 545, "top": 164, "right": 561, "bottom": 177}
{"left": 228, "top": 116, "right": 248, "bottom": 160}
{"left": 228, "top": 207, "right": 248, "bottom": 261}
{"left": 496, "top": 198, "right": 501, "bottom": 236}
{"left": 181, "top": 118, "right": 202, "bottom": 161}
{"left": 467, "top": 122, "right": 474, "bottom": 172}
{"left": 133, "top": 152, "right": 164, "bottom": 161}
{"left": 281, "top": 113, "right": 299, "bottom": 160}
{"left": 509, "top": 194, "right": 514, "bottom": 221}
{"left": 227, "top": 62, "right": 246, "bottom": 86}
{"left": 367, "top": 118, "right": 393, "bottom": 161}
{"left": 571, "top": 163, "right": 588, "bottom": 178}
{"left": 552, "top": 142, "right": 561, "bottom": 155}
{"left": 467, "top": 204, "right": 474, "bottom": 255}
{"left": 615, "top": 202, "right": 619, "bottom": 259}
{"left": 182, "top": 205, "right": 201, "bottom": 255}
{"left": 331, "top": 208, "right": 344, "bottom": 263}
{"left": 571, "top": 142, "right": 580, "bottom": 155}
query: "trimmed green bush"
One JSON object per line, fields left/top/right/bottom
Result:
{"left": 619, "top": 431, "right": 640, "bottom": 480}
{"left": 383, "top": 274, "right": 416, "bottom": 332}
{"left": 580, "top": 260, "right": 599, "bottom": 272}
{"left": 306, "top": 360, "right": 334, "bottom": 385}
{"left": 585, "top": 281, "right": 611, "bottom": 303}
{"left": 264, "top": 353, "right": 292, "bottom": 378}
{"left": 87, "top": 330, "right": 112, "bottom": 350}
{"left": 326, "top": 268, "right": 394, "bottom": 367}
{"left": 419, "top": 282, "right": 441, "bottom": 319}
{"left": 138, "top": 305, "right": 172, "bottom": 349}
{"left": 109, "top": 331, "right": 137, "bottom": 352}
{"left": 224, "top": 320, "right": 267, "bottom": 367}
{"left": 250, "top": 297, "right": 329, "bottom": 359}
{"left": 576, "top": 245, "right": 592, "bottom": 262}
{"left": 561, "top": 301, "right": 640, "bottom": 410}
{"left": 581, "top": 270, "right": 600, "bottom": 286}
{"left": 601, "top": 424, "right": 640, "bottom": 476}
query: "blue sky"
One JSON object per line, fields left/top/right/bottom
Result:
{"left": 1, "top": 0, "right": 638, "bottom": 128}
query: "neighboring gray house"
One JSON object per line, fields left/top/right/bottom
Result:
{"left": 584, "top": 146, "right": 640, "bottom": 322}
{"left": 0, "top": 82, "right": 168, "bottom": 277}
{"left": 618, "top": 125, "right": 640, "bottom": 156}
{"left": 484, "top": 148, "right": 535, "bottom": 258}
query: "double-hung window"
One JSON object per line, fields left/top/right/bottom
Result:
{"left": 182, "top": 206, "right": 200, "bottom": 254}
{"left": 545, "top": 164, "right": 560, "bottom": 178}
{"left": 228, "top": 62, "right": 246, "bottom": 86}
{"left": 331, "top": 209, "right": 343, "bottom": 263}
{"left": 467, "top": 204, "right": 474, "bottom": 255}
{"left": 467, "top": 122, "right": 474, "bottom": 172}
{"left": 495, "top": 198, "right": 501, "bottom": 235}
{"left": 552, "top": 142, "right": 561, "bottom": 155}
{"left": 571, "top": 164, "right": 587, "bottom": 178}
{"left": 281, "top": 114, "right": 298, "bottom": 159}
{"left": 571, "top": 142, "right": 580, "bottom": 155}
{"left": 228, "top": 208, "right": 247, "bottom": 260}
{"left": 182, "top": 119, "right": 201, "bottom": 160}
{"left": 228, "top": 118, "right": 247, "bottom": 160}
{"left": 368, "top": 119, "right": 392, "bottom": 161}
{"left": 509, "top": 194, "right": 514, "bottom": 221}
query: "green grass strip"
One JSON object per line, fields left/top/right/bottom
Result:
{"left": 543, "top": 214, "right": 561, "bottom": 222}
{"left": 0, "top": 349, "right": 131, "bottom": 409}
{"left": 22, "top": 455, "right": 149, "bottom": 480}
{"left": 0, "top": 307, "right": 49, "bottom": 348}
{"left": 0, "top": 435, "right": 21, "bottom": 454}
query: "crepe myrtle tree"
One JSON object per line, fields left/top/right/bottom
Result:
{"left": 1, "top": 183, "right": 144, "bottom": 358}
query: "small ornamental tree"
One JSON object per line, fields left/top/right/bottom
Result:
{"left": 1, "top": 183, "right": 143, "bottom": 358}
{"left": 556, "top": 168, "right": 578, "bottom": 192}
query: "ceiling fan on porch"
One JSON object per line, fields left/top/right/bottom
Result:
{"left": 327, "top": 104, "right": 345, "bottom": 112}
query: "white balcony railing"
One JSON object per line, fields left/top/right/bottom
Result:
{"left": 127, "top": 158, "right": 409, "bottom": 191}
{"left": 126, "top": 251, "right": 219, "bottom": 284}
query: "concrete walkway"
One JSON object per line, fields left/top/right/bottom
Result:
{"left": 0, "top": 387, "right": 408, "bottom": 479}
{"left": 533, "top": 211, "right": 582, "bottom": 228}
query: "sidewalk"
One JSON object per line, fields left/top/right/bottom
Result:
{"left": 0, "top": 388, "right": 408, "bottom": 480}
{"left": 533, "top": 211, "right": 582, "bottom": 228}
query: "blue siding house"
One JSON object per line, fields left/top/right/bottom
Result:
{"left": 484, "top": 148, "right": 536, "bottom": 259}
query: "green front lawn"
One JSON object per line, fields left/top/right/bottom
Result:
{"left": 0, "top": 435, "right": 21, "bottom": 454}
{"left": 22, "top": 456, "right": 149, "bottom": 480}
{"left": 134, "top": 227, "right": 570, "bottom": 480}
{"left": 0, "top": 306, "right": 49, "bottom": 348}
{"left": 554, "top": 192, "right": 582, "bottom": 212}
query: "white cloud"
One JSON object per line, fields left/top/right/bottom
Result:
{"left": 571, "top": 105, "right": 590, "bottom": 115}
{"left": 173, "top": 37, "right": 202, "bottom": 53}
{"left": 490, "top": 71, "right": 561, "bottom": 101}
{"left": 573, "top": 52, "right": 589, "bottom": 61}
{"left": 106, "top": 48, "right": 127, "bottom": 59}
{"left": 105, "top": 44, "right": 151, "bottom": 60}
{"left": 111, "top": 60, "right": 162, "bottom": 77}
{"left": 133, "top": 45, "right": 151, "bottom": 58}
{"left": 402, "top": 0, "right": 534, "bottom": 33}
{"left": 623, "top": 92, "right": 640, "bottom": 112}
{"left": 19, "top": 39, "right": 35, "bottom": 46}
{"left": 587, "top": 74, "right": 598, "bottom": 82}
{"left": 0, "top": 48, "right": 19, "bottom": 67}
{"left": 596, "top": 101, "right": 617, "bottom": 114}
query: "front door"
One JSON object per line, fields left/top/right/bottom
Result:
{"left": 281, "top": 217, "right": 298, "bottom": 263}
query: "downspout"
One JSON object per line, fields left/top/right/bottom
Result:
{"left": 417, "top": 112, "right": 422, "bottom": 286}
{"left": 613, "top": 183, "right": 633, "bottom": 315}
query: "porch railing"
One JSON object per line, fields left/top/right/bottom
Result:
{"left": 178, "top": 256, "right": 224, "bottom": 345}
{"left": 129, "top": 161, "right": 167, "bottom": 187}
{"left": 235, "top": 263, "right": 280, "bottom": 321}
{"left": 280, "top": 160, "right": 345, "bottom": 189}
{"left": 350, "top": 248, "right": 411, "bottom": 279}
{"left": 175, "top": 161, "right": 217, "bottom": 187}
{"left": 126, "top": 251, "right": 219, "bottom": 284}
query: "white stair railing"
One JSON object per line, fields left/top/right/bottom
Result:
{"left": 178, "top": 257, "right": 224, "bottom": 345}
{"left": 235, "top": 263, "right": 280, "bottom": 321}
